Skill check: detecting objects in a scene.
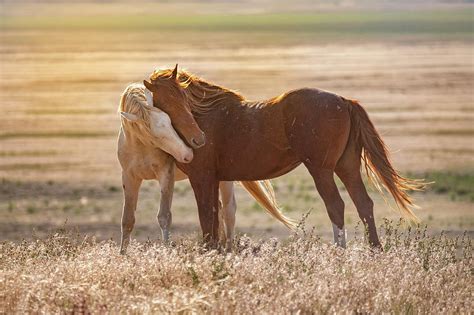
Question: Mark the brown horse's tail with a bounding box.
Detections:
[347,100,426,223]
[241,181,297,230]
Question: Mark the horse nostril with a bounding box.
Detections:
[182,153,193,163]
[191,138,203,148]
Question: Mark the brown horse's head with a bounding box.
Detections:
[143,64,205,149]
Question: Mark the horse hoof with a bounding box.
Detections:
[369,243,383,253]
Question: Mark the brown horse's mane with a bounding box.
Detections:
[150,69,246,114]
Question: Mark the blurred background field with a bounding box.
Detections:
[0,0,473,243]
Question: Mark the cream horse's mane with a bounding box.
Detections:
[119,83,166,148]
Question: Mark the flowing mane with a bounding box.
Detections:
[118,83,166,147]
[150,69,245,114]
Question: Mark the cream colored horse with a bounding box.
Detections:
[118,83,294,253]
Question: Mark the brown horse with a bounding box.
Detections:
[143,65,424,248]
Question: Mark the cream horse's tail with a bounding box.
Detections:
[241,181,296,230]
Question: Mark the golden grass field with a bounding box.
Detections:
[0,1,473,313]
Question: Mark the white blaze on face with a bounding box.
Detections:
[149,110,193,163]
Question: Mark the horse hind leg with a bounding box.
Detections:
[219,181,236,252]
[287,100,351,246]
[217,198,226,247]
[335,146,381,248]
[306,166,346,248]
[332,221,347,248]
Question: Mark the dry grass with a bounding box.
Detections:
[0,222,471,313]
[0,2,472,313]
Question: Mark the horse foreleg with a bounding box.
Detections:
[219,181,236,252]
[190,176,220,247]
[120,172,142,254]
[157,162,175,244]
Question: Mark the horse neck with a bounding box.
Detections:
[118,127,171,180]
[120,125,152,152]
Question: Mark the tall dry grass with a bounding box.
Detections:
[0,222,471,313]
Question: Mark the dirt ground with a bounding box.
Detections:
[0,2,473,244]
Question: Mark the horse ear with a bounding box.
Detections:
[171,63,178,80]
[120,112,140,122]
[143,80,155,91]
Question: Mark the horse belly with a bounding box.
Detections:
[216,145,300,181]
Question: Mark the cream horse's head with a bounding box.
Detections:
[120,85,193,163]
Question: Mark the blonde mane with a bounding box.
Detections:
[150,69,245,114]
[119,83,166,148]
